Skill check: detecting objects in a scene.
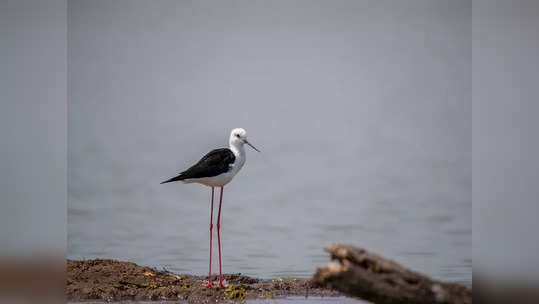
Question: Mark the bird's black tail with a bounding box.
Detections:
[160,173,186,184]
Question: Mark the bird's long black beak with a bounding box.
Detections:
[244,140,260,152]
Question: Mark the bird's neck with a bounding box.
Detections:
[229,142,245,158]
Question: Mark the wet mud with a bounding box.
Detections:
[67,259,342,303]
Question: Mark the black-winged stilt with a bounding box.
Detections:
[161,128,259,288]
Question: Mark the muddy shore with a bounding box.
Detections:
[67,259,342,303]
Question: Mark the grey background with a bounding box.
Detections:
[473,0,539,282]
[0,0,66,257]
[68,0,471,284]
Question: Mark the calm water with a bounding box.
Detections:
[68,0,471,287]
[68,129,471,285]
[69,296,370,304]
[247,297,370,304]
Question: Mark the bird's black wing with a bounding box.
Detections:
[160,148,235,184]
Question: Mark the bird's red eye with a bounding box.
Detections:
[236,134,240,138]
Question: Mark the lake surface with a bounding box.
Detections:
[68,297,370,304]
[247,296,370,304]
[67,127,471,285]
[68,0,471,287]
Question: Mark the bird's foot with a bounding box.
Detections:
[203,282,215,288]
[217,282,226,288]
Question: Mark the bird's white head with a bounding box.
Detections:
[229,128,260,152]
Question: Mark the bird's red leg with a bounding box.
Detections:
[217,186,225,288]
[203,187,215,288]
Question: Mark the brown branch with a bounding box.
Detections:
[312,244,471,304]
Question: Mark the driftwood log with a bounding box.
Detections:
[312,244,471,304]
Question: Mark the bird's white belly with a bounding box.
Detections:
[184,171,234,187]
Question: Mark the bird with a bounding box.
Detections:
[160,128,260,288]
